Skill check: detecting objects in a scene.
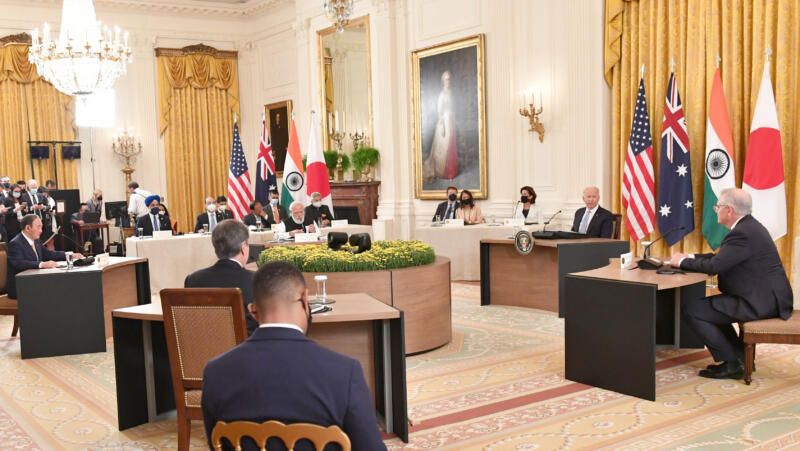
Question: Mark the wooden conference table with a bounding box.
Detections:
[111,292,409,442]
[564,260,708,400]
[16,256,150,359]
[480,237,630,316]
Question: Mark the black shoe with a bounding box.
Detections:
[707,360,755,372]
[699,360,744,379]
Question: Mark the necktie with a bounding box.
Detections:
[209,212,217,231]
[579,209,591,234]
[445,204,453,219]
[31,242,39,261]
[153,215,160,232]
[273,206,280,222]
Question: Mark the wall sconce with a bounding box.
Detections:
[519,92,545,142]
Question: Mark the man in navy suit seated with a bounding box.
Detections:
[571,186,613,238]
[202,261,385,451]
[6,214,83,299]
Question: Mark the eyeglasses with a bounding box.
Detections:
[713,204,730,212]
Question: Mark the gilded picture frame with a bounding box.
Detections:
[264,100,293,176]
[412,34,487,200]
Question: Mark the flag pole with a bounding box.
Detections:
[640,64,645,79]
[670,57,675,73]
[715,53,721,68]
[765,47,772,62]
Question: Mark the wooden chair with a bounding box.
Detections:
[742,311,800,385]
[211,420,351,451]
[0,243,19,337]
[160,288,248,451]
[610,213,622,240]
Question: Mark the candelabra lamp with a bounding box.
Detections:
[349,130,366,152]
[330,131,346,181]
[519,103,545,142]
[112,130,142,193]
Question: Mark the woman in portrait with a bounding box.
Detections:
[513,185,542,223]
[423,70,458,181]
[456,189,483,224]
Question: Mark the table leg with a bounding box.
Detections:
[381,319,393,434]
[142,320,157,422]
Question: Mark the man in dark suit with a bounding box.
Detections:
[265,190,287,225]
[201,261,386,450]
[571,186,613,238]
[670,188,793,379]
[283,201,317,235]
[216,196,235,220]
[21,179,50,234]
[6,214,82,299]
[195,196,225,233]
[185,220,258,335]
[135,195,171,237]
[432,185,460,222]
[304,192,333,227]
[243,200,271,229]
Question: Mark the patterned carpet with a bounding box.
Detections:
[1,283,800,450]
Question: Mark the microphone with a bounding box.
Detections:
[512,200,520,219]
[542,210,562,232]
[50,226,92,254]
[638,226,686,270]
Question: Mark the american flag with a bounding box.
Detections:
[657,72,694,245]
[226,122,253,220]
[622,77,655,242]
[254,117,277,205]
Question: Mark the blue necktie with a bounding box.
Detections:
[153,215,160,232]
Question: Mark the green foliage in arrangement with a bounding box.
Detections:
[351,147,380,172]
[257,240,436,272]
[323,150,351,172]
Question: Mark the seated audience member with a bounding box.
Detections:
[71,203,101,253]
[670,188,793,380]
[265,189,287,224]
[216,196,234,220]
[571,186,612,238]
[514,186,542,223]
[185,220,258,335]
[6,214,82,299]
[135,195,171,236]
[243,200,271,229]
[432,185,460,222]
[304,191,333,227]
[202,261,386,451]
[456,189,483,224]
[195,196,224,233]
[86,189,103,214]
[283,201,316,235]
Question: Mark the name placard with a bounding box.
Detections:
[153,230,173,240]
[330,219,349,227]
[295,233,319,243]
[504,218,524,227]
[444,219,465,227]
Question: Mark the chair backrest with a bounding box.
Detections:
[0,242,7,295]
[211,420,351,451]
[610,213,622,240]
[160,288,247,394]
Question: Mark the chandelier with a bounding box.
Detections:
[29,0,132,97]
[323,0,354,33]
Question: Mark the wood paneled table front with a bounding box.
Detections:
[111,292,409,442]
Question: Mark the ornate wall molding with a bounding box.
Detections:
[11,0,292,19]
[155,43,238,58]
[0,33,31,46]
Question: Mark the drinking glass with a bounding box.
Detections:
[137,227,144,238]
[255,217,262,231]
[65,251,74,270]
[202,224,209,234]
[314,275,329,304]
[434,215,441,225]
[489,214,496,225]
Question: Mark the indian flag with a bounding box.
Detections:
[743,60,786,241]
[280,118,307,208]
[702,68,736,249]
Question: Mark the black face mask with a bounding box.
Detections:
[461,199,472,206]
[97,196,103,201]
[150,207,160,216]
[2,183,10,189]
[448,193,457,202]
[521,195,530,203]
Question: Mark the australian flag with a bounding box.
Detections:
[255,117,277,205]
[657,72,694,245]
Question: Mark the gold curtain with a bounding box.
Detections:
[156,45,240,233]
[604,0,800,277]
[0,38,78,187]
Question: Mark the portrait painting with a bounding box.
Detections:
[265,100,293,175]
[412,34,487,199]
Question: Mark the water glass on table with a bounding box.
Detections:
[65,251,74,270]
[202,224,209,234]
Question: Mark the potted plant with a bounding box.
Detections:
[323,150,350,181]
[352,146,380,181]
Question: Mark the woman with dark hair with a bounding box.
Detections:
[456,189,483,224]
[3,186,27,242]
[513,186,542,223]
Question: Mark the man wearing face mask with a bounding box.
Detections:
[0,187,8,242]
[201,261,386,451]
[432,185,461,222]
[195,196,224,233]
[185,220,258,335]
[216,196,235,220]
[265,189,286,225]
[135,195,171,236]
[0,176,11,198]
[304,191,333,227]
[283,201,316,235]
[3,187,27,242]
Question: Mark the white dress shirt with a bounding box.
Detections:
[579,206,598,232]
[678,215,745,266]
[259,323,304,334]
[22,232,47,268]
[128,188,153,218]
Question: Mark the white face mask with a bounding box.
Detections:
[312,201,322,208]
[219,205,227,211]
[270,199,278,206]
[206,203,216,212]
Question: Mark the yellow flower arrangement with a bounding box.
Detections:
[257,240,436,272]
